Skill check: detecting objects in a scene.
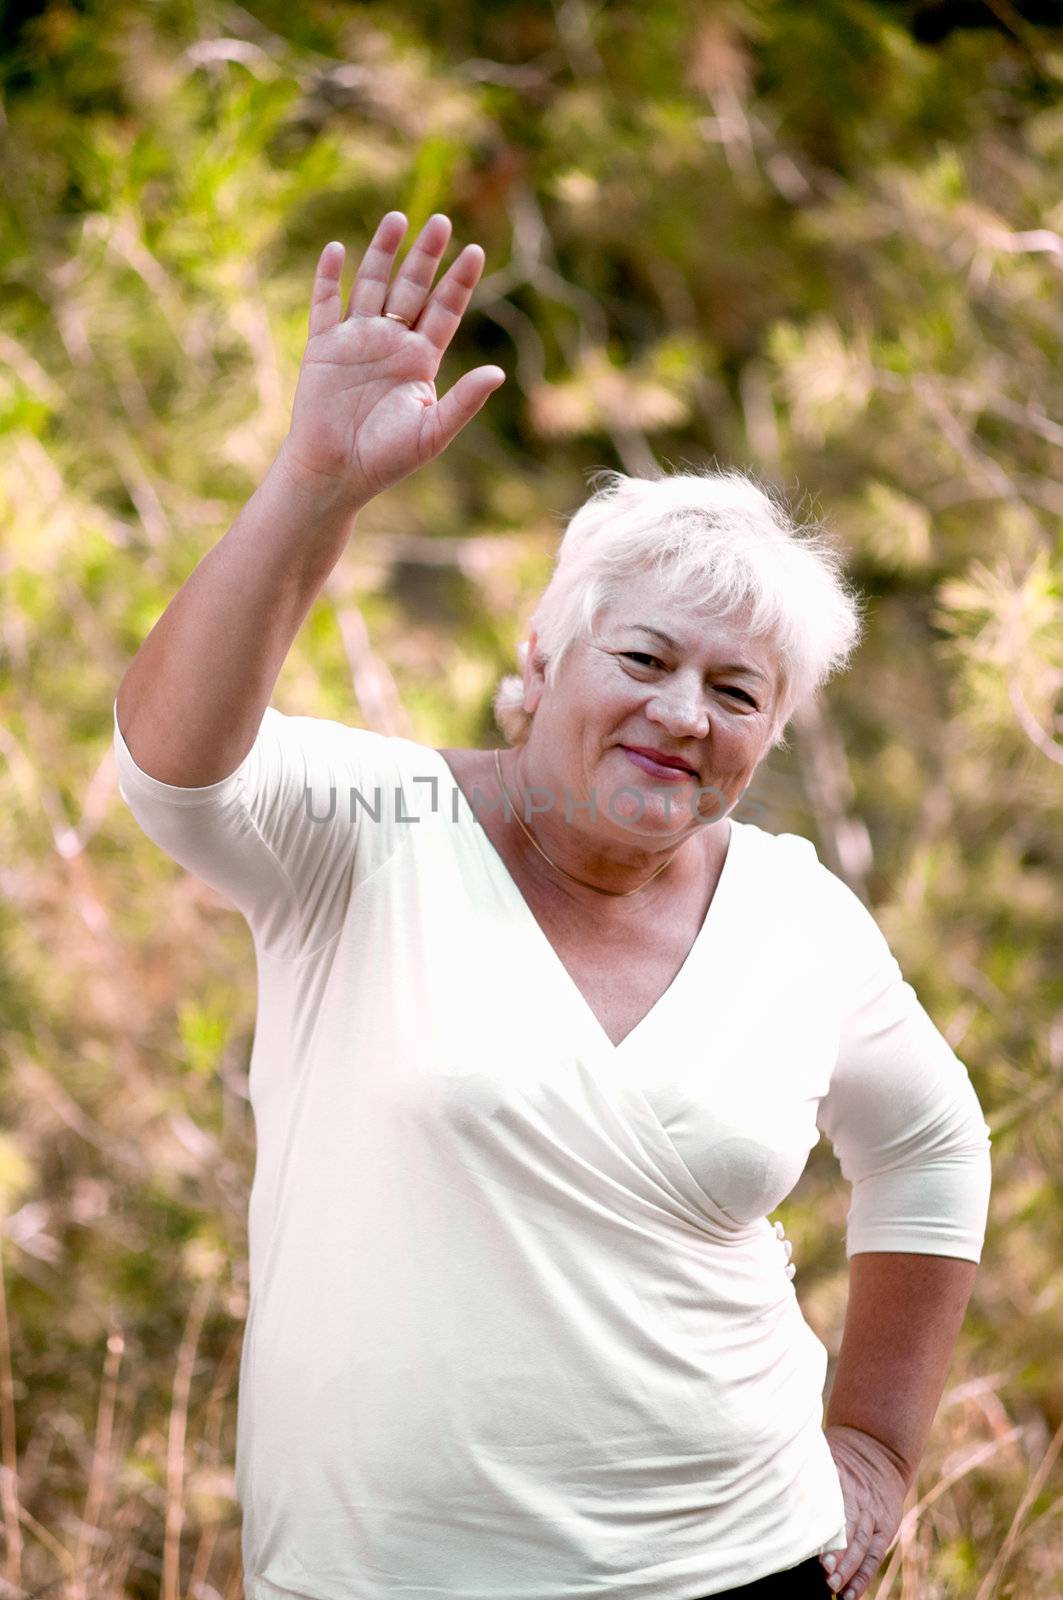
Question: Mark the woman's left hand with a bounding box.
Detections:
[817,1424,909,1599]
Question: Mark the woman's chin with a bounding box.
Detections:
[605,784,697,832]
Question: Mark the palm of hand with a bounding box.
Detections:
[291,320,441,495]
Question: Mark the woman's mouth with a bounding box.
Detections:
[622,747,697,782]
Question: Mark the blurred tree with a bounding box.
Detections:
[1,2,1061,1595]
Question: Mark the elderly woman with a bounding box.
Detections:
[113,212,992,1600]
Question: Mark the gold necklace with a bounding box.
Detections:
[492,747,685,898]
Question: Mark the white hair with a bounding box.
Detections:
[491,464,865,754]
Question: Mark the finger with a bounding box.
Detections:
[423,365,506,457]
[381,212,453,324]
[836,1547,887,1600]
[819,1553,843,1590]
[415,243,487,356]
[825,1505,874,1593]
[825,1542,884,1600]
[308,241,346,338]
[346,211,409,319]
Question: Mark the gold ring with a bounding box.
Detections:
[383,310,414,327]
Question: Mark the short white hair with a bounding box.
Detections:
[491,464,865,753]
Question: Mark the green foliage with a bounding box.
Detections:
[2,1,1061,1594]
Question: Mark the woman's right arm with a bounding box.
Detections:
[115,455,367,786]
[116,210,505,786]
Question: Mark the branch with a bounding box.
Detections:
[1006,674,1063,767]
[792,694,874,901]
[322,575,414,739]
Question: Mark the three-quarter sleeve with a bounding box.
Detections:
[112,696,404,962]
[813,861,992,1264]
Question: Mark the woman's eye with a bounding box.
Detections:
[621,656,757,707]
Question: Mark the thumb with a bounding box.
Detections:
[427,366,506,456]
[308,241,345,338]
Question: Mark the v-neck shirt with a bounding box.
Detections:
[440,749,740,1058]
[112,699,993,1600]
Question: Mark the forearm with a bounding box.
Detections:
[824,1250,979,1488]
[116,444,368,786]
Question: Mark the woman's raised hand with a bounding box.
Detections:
[279,211,505,506]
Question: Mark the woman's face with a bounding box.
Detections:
[519,569,779,851]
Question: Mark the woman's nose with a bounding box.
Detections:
[646,690,709,738]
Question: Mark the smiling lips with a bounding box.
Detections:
[621,745,699,780]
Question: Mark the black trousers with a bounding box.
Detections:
[694,1554,835,1597]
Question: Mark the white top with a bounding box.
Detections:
[112,697,993,1600]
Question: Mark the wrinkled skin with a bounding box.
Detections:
[817,1424,908,1599]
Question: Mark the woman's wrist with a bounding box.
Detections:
[824,1421,914,1491]
[272,437,374,522]
[226,442,370,595]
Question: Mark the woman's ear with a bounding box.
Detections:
[522,629,546,715]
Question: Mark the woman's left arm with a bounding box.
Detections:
[817,1249,980,1600]
[806,851,993,1599]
